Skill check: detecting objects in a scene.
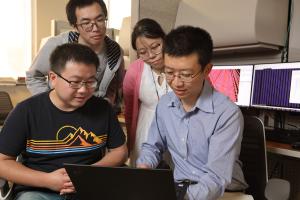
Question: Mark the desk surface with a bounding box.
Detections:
[266,140,300,158]
[0,85,31,107]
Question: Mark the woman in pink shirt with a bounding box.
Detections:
[123,18,171,166]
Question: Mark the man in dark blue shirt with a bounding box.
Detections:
[0,43,127,200]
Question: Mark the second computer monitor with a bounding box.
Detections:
[251,62,300,112]
[208,65,254,107]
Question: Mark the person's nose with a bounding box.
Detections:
[77,83,88,93]
[147,50,156,59]
[172,75,184,87]
[91,23,100,32]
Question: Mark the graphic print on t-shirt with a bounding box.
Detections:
[26,125,107,154]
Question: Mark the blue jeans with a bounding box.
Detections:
[14,191,67,200]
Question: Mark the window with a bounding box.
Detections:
[105,0,131,29]
[0,1,31,78]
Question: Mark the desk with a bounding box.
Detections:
[266,140,300,159]
[0,84,31,106]
[266,141,300,199]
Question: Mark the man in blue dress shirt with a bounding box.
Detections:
[137,26,250,200]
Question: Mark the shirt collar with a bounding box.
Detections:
[168,80,214,113]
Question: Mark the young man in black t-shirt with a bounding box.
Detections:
[0,43,128,200]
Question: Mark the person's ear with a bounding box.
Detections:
[203,63,212,76]
[48,71,57,85]
[73,24,79,32]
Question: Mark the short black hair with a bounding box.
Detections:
[66,0,107,27]
[131,18,165,50]
[50,43,99,73]
[164,26,213,71]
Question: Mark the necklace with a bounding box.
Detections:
[150,68,168,100]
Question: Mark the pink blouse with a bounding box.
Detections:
[123,59,144,152]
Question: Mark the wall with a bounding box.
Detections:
[130,0,180,61]
[289,0,300,62]
[32,0,69,57]
[139,0,180,33]
[131,0,284,64]
[132,0,300,64]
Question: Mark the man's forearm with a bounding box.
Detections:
[0,158,49,189]
[93,144,128,167]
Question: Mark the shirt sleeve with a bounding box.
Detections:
[136,105,167,168]
[0,103,28,157]
[25,36,62,95]
[187,106,244,200]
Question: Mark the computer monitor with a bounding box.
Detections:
[208,65,254,106]
[251,62,300,112]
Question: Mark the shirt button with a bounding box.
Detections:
[181,138,185,142]
[192,171,196,174]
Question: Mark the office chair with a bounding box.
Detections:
[0,91,13,125]
[0,179,13,200]
[240,115,290,200]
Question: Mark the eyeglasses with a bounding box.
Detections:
[77,18,107,32]
[54,72,98,89]
[165,70,202,82]
[137,43,162,60]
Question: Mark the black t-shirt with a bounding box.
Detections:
[0,91,125,192]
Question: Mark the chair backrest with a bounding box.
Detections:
[240,115,268,200]
[0,92,13,125]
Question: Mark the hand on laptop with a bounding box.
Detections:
[44,168,72,192]
[60,168,76,195]
[136,164,151,169]
[44,168,75,194]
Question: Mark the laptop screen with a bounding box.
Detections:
[64,163,177,200]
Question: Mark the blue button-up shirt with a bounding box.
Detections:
[137,80,248,200]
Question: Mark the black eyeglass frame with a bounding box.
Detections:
[76,18,107,32]
[53,72,98,89]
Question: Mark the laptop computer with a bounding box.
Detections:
[64,163,177,200]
